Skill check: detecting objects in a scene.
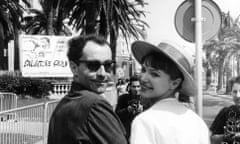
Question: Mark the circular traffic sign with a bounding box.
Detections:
[175,0,221,42]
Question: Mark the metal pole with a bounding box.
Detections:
[195,0,203,117]
[43,101,48,144]
[8,40,14,71]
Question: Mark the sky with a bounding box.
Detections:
[144,0,240,56]
[214,0,240,19]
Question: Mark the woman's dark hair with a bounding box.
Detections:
[142,52,184,80]
[178,93,190,103]
[142,52,184,90]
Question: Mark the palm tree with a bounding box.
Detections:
[203,40,219,89]
[22,0,71,35]
[203,12,240,91]
[0,0,29,70]
[23,0,148,62]
[56,0,148,60]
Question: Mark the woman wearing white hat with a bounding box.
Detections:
[130,41,210,144]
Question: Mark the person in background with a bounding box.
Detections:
[210,76,240,144]
[47,34,128,144]
[130,40,210,144]
[103,80,118,110]
[116,78,128,96]
[115,75,144,139]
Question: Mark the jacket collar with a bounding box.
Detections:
[66,82,92,98]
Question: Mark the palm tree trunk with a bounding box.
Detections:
[47,7,54,35]
[99,9,109,38]
[237,58,240,76]
[85,1,98,35]
[99,0,111,38]
[110,30,118,74]
[217,59,224,90]
[225,70,231,94]
[14,30,20,70]
[55,10,63,35]
[0,23,5,70]
[206,68,211,90]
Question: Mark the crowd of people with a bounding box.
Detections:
[47,34,240,144]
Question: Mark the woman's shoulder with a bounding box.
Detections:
[133,108,164,125]
[133,109,152,120]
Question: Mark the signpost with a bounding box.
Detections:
[175,0,221,116]
[195,0,203,117]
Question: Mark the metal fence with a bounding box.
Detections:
[0,100,59,144]
[0,92,18,111]
[0,84,118,144]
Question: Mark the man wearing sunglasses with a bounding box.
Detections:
[47,34,128,144]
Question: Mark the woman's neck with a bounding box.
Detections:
[144,93,176,107]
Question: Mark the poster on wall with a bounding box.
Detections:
[19,35,73,77]
[115,58,131,80]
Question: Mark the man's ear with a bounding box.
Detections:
[69,61,78,75]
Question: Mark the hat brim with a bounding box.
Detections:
[131,41,197,96]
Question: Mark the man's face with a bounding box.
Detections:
[232,83,240,105]
[70,41,113,94]
[130,81,141,96]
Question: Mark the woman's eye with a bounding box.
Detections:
[150,72,160,77]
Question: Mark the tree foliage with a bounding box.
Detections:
[22,0,72,35]
[203,12,240,90]
[32,0,149,61]
[0,0,29,70]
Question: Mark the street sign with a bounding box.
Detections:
[175,0,221,42]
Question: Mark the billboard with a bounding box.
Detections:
[19,35,73,77]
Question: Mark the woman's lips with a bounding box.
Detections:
[141,83,153,91]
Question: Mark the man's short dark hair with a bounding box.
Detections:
[231,76,240,90]
[129,75,140,85]
[126,75,140,91]
[67,34,111,63]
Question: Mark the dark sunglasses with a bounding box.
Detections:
[78,60,115,72]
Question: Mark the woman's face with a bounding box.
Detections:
[139,65,175,99]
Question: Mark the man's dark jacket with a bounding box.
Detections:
[47,82,128,144]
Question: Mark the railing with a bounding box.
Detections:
[0,83,118,144]
[50,82,71,99]
[0,92,18,111]
[0,71,22,77]
[0,100,59,144]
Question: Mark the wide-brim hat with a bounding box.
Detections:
[131,40,197,96]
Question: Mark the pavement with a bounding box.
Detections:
[202,88,234,127]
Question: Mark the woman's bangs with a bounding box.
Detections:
[143,54,163,69]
